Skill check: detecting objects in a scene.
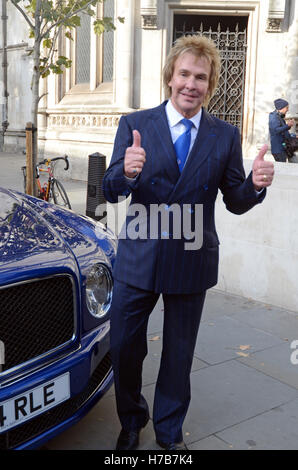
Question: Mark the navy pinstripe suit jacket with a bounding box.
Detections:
[103,101,265,294]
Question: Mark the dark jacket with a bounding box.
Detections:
[103,102,265,294]
[269,110,291,154]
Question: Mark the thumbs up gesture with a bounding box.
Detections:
[252,144,274,191]
[124,130,146,178]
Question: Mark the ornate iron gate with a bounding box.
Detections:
[174,21,247,133]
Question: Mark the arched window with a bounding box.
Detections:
[102,0,114,83]
[76,12,91,84]
[59,0,115,99]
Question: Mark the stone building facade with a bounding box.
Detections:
[1,0,297,179]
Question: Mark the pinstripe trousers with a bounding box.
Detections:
[110,279,206,444]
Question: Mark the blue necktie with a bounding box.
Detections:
[174,118,193,173]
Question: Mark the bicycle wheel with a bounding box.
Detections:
[51,179,72,209]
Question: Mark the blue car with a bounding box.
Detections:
[0,187,116,449]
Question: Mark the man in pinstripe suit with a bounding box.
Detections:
[103,35,274,450]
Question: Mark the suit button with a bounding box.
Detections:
[151,180,155,185]
[204,184,208,191]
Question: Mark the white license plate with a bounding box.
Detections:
[0,372,70,433]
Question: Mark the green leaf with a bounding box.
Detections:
[103,17,116,29]
[69,15,81,27]
[65,31,73,41]
[93,17,116,35]
[56,55,72,67]
[93,20,105,35]
[43,38,52,49]
[50,64,63,74]
[25,0,36,14]
[41,69,51,78]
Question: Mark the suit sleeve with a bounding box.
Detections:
[103,116,140,203]
[219,126,266,215]
[269,112,291,137]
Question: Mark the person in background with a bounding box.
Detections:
[269,98,295,162]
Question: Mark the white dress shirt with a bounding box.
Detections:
[166,99,202,161]
[125,100,202,181]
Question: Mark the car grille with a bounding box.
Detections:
[0,353,112,449]
[0,275,75,373]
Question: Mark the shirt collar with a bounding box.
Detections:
[166,99,202,130]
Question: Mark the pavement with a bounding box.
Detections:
[1,151,298,450]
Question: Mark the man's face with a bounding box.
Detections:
[168,52,211,118]
[279,105,289,114]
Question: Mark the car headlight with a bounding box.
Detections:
[86,264,113,318]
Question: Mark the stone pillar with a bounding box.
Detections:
[139,0,161,109]
[140,0,157,29]
[114,0,135,108]
[266,0,286,32]
[90,15,98,91]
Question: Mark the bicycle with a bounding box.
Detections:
[21,155,72,210]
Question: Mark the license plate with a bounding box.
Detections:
[0,372,70,433]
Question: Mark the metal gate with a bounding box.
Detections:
[174,21,247,133]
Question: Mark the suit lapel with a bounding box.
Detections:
[147,104,218,196]
[170,109,218,196]
[189,109,217,168]
[149,103,180,184]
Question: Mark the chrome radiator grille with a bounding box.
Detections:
[0,276,75,373]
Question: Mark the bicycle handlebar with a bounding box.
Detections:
[38,155,69,171]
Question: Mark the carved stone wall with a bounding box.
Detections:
[48,113,121,130]
[140,0,157,29]
[266,0,286,32]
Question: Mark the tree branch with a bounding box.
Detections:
[37,92,48,105]
[10,0,34,30]
[40,0,99,40]
[40,24,63,76]
[34,0,42,42]
[40,0,64,37]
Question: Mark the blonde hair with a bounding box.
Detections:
[163,35,221,107]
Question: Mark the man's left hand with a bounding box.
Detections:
[252,144,274,191]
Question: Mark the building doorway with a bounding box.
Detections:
[173,15,248,135]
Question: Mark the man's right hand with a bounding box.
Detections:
[124,130,146,178]
[286,119,295,128]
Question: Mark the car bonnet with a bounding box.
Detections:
[0,187,78,283]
